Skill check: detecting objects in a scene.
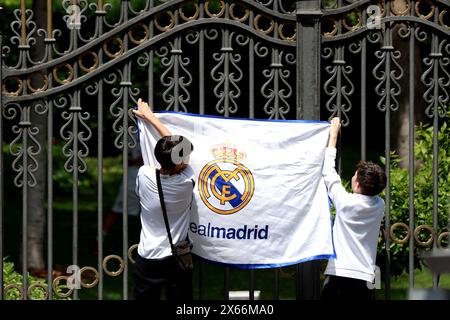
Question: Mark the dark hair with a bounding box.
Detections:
[154,135,193,170]
[356,161,387,196]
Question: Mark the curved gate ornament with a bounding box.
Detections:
[1,0,449,300]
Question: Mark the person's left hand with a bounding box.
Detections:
[133,98,155,121]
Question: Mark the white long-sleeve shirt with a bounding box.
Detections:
[323,147,384,282]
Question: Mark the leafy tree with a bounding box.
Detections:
[377,109,450,277]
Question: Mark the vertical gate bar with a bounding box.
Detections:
[71,0,78,49]
[295,264,299,299]
[0,31,3,301]
[222,2,230,295]
[46,2,55,296]
[46,0,52,36]
[174,36,180,112]
[96,0,105,300]
[148,48,154,106]
[71,0,79,297]
[431,31,439,290]
[47,99,54,300]
[248,8,254,119]
[73,96,79,300]
[273,0,280,119]
[448,196,450,239]
[223,29,230,118]
[248,0,256,289]
[21,105,34,301]
[198,0,206,299]
[148,50,154,106]
[148,0,154,106]
[296,260,321,300]
[408,12,415,290]
[19,0,29,300]
[172,5,182,112]
[122,1,130,299]
[273,49,280,120]
[296,0,321,120]
[224,266,229,300]
[431,117,438,289]
[22,121,29,300]
[22,124,29,300]
[199,0,205,115]
[225,0,230,115]
[384,106,391,300]
[335,3,343,122]
[337,47,343,118]
[249,270,254,300]
[98,78,104,300]
[273,268,279,300]
[361,47,366,160]
[199,257,205,300]
[20,0,26,46]
[122,65,130,300]
[360,9,367,161]
[122,82,129,300]
[122,105,128,300]
[199,29,205,115]
[295,0,322,300]
[383,2,392,299]
[173,8,180,112]
[335,0,343,175]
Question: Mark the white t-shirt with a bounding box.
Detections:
[136,165,195,259]
[322,147,384,282]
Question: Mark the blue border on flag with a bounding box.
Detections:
[154,110,329,124]
[194,253,337,270]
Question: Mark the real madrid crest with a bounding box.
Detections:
[198,142,255,215]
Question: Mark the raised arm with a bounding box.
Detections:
[323,117,349,210]
[133,98,172,137]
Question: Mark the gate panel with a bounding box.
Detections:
[1,0,449,300]
[321,0,449,299]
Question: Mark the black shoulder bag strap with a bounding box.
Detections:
[155,169,177,257]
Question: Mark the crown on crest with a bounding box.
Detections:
[210,142,246,161]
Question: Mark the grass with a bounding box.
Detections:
[380,268,450,300]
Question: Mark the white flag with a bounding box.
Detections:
[138,112,335,268]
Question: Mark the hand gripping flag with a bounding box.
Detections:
[137,112,335,268]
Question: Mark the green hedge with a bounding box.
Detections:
[3,257,70,300]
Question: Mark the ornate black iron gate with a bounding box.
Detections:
[0,0,449,300]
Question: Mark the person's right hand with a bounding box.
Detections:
[327,117,341,148]
[329,117,341,138]
[133,98,155,122]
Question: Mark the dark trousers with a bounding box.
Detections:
[133,254,193,301]
[321,275,375,301]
